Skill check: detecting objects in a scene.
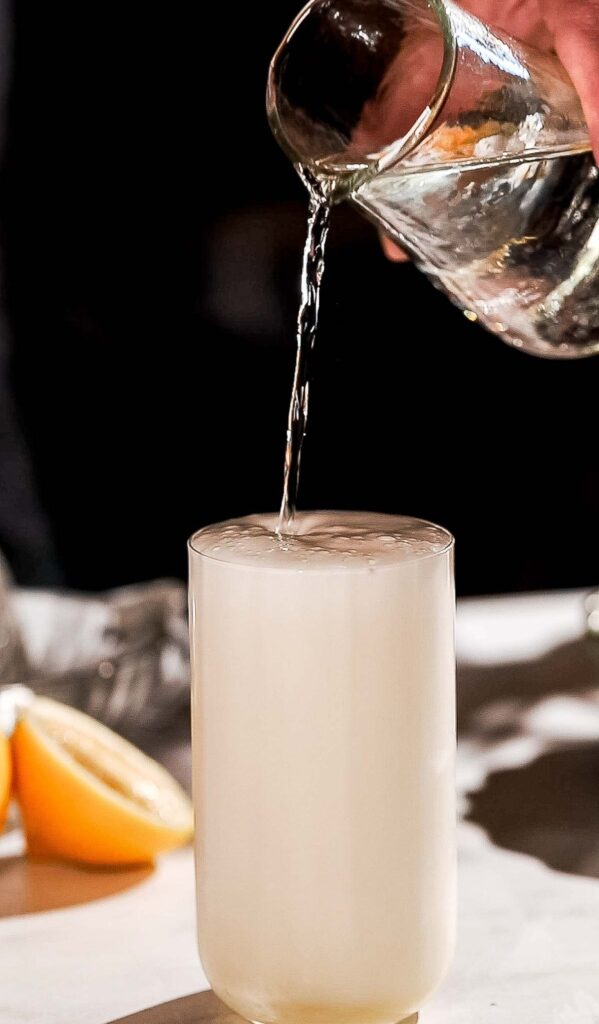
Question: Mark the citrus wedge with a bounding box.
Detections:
[12,695,193,866]
[0,731,11,833]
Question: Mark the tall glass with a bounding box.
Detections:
[189,512,456,1024]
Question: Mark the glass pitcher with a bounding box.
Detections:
[268,0,599,358]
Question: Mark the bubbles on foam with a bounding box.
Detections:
[191,512,452,571]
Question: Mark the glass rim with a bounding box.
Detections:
[266,0,458,177]
[188,511,455,574]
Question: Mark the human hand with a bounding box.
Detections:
[383,0,599,260]
[460,0,599,158]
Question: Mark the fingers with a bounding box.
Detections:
[548,0,599,162]
[379,233,409,262]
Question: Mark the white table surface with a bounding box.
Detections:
[1,590,598,1024]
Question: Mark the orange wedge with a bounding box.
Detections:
[12,695,193,866]
[0,731,11,833]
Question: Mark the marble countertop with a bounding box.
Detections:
[1,589,598,1024]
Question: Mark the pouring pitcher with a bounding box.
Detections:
[268,0,599,358]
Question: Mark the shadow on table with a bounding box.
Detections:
[459,637,599,880]
[109,990,418,1024]
[469,744,599,878]
[0,854,152,917]
[458,637,599,728]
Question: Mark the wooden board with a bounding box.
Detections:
[110,990,246,1024]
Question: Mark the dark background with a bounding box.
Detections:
[1,1,598,596]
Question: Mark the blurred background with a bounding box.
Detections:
[1,0,598,597]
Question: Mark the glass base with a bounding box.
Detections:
[250,1016,419,1024]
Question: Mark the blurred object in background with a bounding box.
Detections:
[5,579,189,736]
[0,552,30,684]
[586,590,599,639]
[0,380,62,586]
[0,0,61,587]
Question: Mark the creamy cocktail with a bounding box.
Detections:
[189,511,455,1024]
